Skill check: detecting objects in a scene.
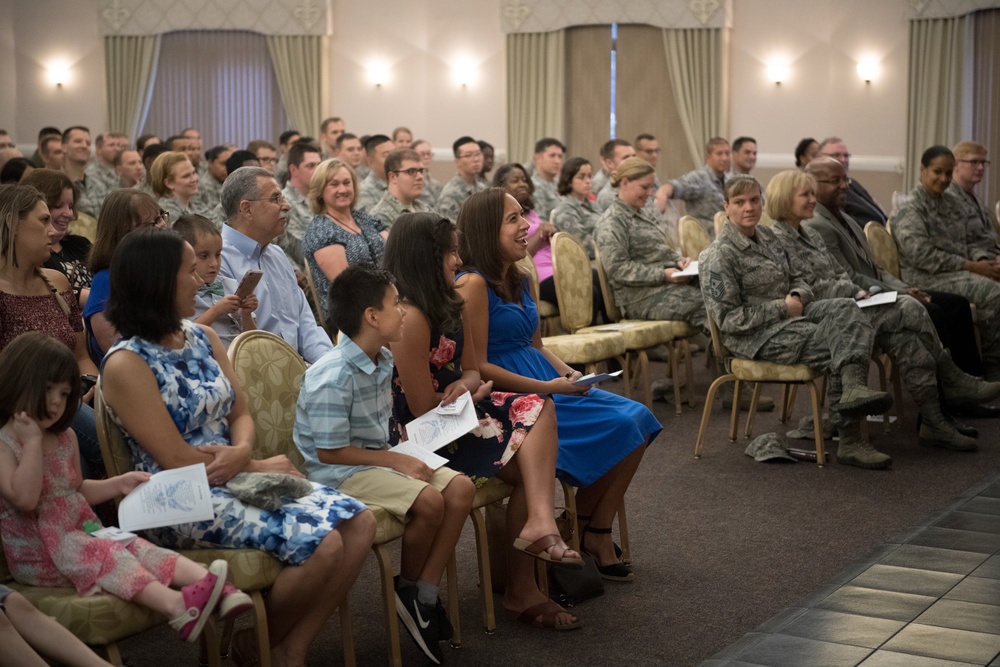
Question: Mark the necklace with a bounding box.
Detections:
[326,210,360,233]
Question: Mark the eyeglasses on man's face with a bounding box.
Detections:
[392,168,429,178]
[958,159,990,167]
[815,177,852,186]
[247,192,287,205]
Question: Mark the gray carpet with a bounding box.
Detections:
[115,356,1000,666]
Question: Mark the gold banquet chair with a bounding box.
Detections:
[695,316,828,467]
[713,211,727,239]
[679,215,712,259]
[516,256,561,336]
[593,244,697,414]
[550,232,671,409]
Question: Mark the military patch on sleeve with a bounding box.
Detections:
[707,270,727,302]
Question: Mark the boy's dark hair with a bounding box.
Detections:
[0,332,81,433]
[173,214,220,247]
[327,265,395,338]
[384,149,421,176]
[106,227,186,341]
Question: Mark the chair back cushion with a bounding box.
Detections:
[679,215,712,259]
[550,232,594,333]
[95,381,137,483]
[228,330,308,471]
[865,221,901,280]
[592,243,624,322]
[706,312,732,370]
[713,211,727,238]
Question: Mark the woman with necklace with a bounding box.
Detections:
[302,158,388,325]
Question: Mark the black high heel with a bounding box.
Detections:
[581,526,633,582]
[577,515,625,562]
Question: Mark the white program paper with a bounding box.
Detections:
[573,370,623,388]
[673,260,699,277]
[387,441,450,470]
[118,463,214,532]
[402,392,479,452]
[857,291,897,308]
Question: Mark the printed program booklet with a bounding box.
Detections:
[117,463,214,532]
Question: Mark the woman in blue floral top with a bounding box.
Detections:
[101,228,375,667]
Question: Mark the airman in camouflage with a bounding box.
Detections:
[700,176,895,469]
[771,218,998,450]
[355,171,388,213]
[593,197,705,329]
[948,181,1000,261]
[436,174,488,221]
[552,194,601,259]
[890,184,1000,374]
[368,191,434,229]
[277,181,312,270]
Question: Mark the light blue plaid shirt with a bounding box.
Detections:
[294,335,394,488]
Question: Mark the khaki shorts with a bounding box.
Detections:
[338,467,461,523]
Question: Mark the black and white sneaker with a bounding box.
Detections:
[395,584,443,664]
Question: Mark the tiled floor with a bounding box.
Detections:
[703,475,1000,666]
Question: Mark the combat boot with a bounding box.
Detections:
[836,434,893,470]
[918,406,979,452]
[834,364,893,417]
[938,362,1000,406]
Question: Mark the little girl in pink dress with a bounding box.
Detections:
[0,332,252,643]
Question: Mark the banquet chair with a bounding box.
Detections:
[516,256,560,336]
[679,215,712,259]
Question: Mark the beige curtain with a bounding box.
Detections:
[661,28,726,168]
[972,9,1000,208]
[506,31,565,165]
[905,17,967,189]
[618,25,696,180]
[104,35,161,138]
[564,26,611,169]
[266,35,329,137]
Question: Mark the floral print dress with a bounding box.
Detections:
[0,430,178,600]
[106,320,368,566]
[389,323,546,487]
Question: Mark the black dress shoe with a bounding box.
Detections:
[949,403,1000,419]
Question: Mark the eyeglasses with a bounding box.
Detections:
[958,159,990,167]
[246,192,287,205]
[392,168,429,178]
[139,210,169,227]
[258,156,278,165]
[822,152,851,159]
[815,177,852,186]
[459,151,483,160]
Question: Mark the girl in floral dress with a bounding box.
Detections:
[383,212,584,631]
[0,333,253,644]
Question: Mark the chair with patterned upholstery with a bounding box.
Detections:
[303,261,336,337]
[593,243,697,415]
[551,232,671,408]
[516,255,561,336]
[713,211,727,238]
[68,211,97,242]
[695,315,828,467]
[864,221,902,281]
[679,215,712,259]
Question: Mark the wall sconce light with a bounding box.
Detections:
[367,61,389,88]
[856,59,880,83]
[451,61,477,88]
[766,62,789,85]
[47,61,70,87]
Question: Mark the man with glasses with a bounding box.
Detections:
[356,135,394,213]
[247,140,279,175]
[219,167,333,363]
[436,136,487,221]
[817,136,887,225]
[950,141,999,263]
[368,149,436,228]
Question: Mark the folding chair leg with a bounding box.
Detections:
[251,590,271,667]
[669,342,683,415]
[778,385,791,423]
[695,374,735,458]
[469,507,497,634]
[374,543,403,667]
[808,380,827,468]
[729,379,742,441]
[447,553,461,648]
[744,382,764,439]
[340,597,356,667]
[684,340,696,408]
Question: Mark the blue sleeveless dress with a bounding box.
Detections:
[469,274,662,487]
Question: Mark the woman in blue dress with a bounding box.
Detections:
[456,188,662,581]
[100,228,375,667]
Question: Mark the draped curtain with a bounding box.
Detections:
[661,28,726,168]
[564,26,610,169]
[506,31,566,165]
[266,35,329,138]
[104,35,161,138]
[905,16,967,189]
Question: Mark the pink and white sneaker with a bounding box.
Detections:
[217,581,254,621]
[169,560,228,642]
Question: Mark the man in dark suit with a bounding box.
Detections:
[817,137,887,225]
[803,157,998,418]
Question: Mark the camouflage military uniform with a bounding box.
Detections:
[81,161,118,217]
[667,165,725,235]
[436,175,488,221]
[594,198,705,328]
[417,175,442,209]
[591,168,610,197]
[367,192,434,229]
[356,172,388,213]
[947,182,1000,261]
[891,185,1000,368]
[771,220,959,412]
[699,222,879,432]
[531,173,561,221]
[198,171,224,212]
[275,182,312,270]
[552,194,600,259]
[158,195,209,227]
